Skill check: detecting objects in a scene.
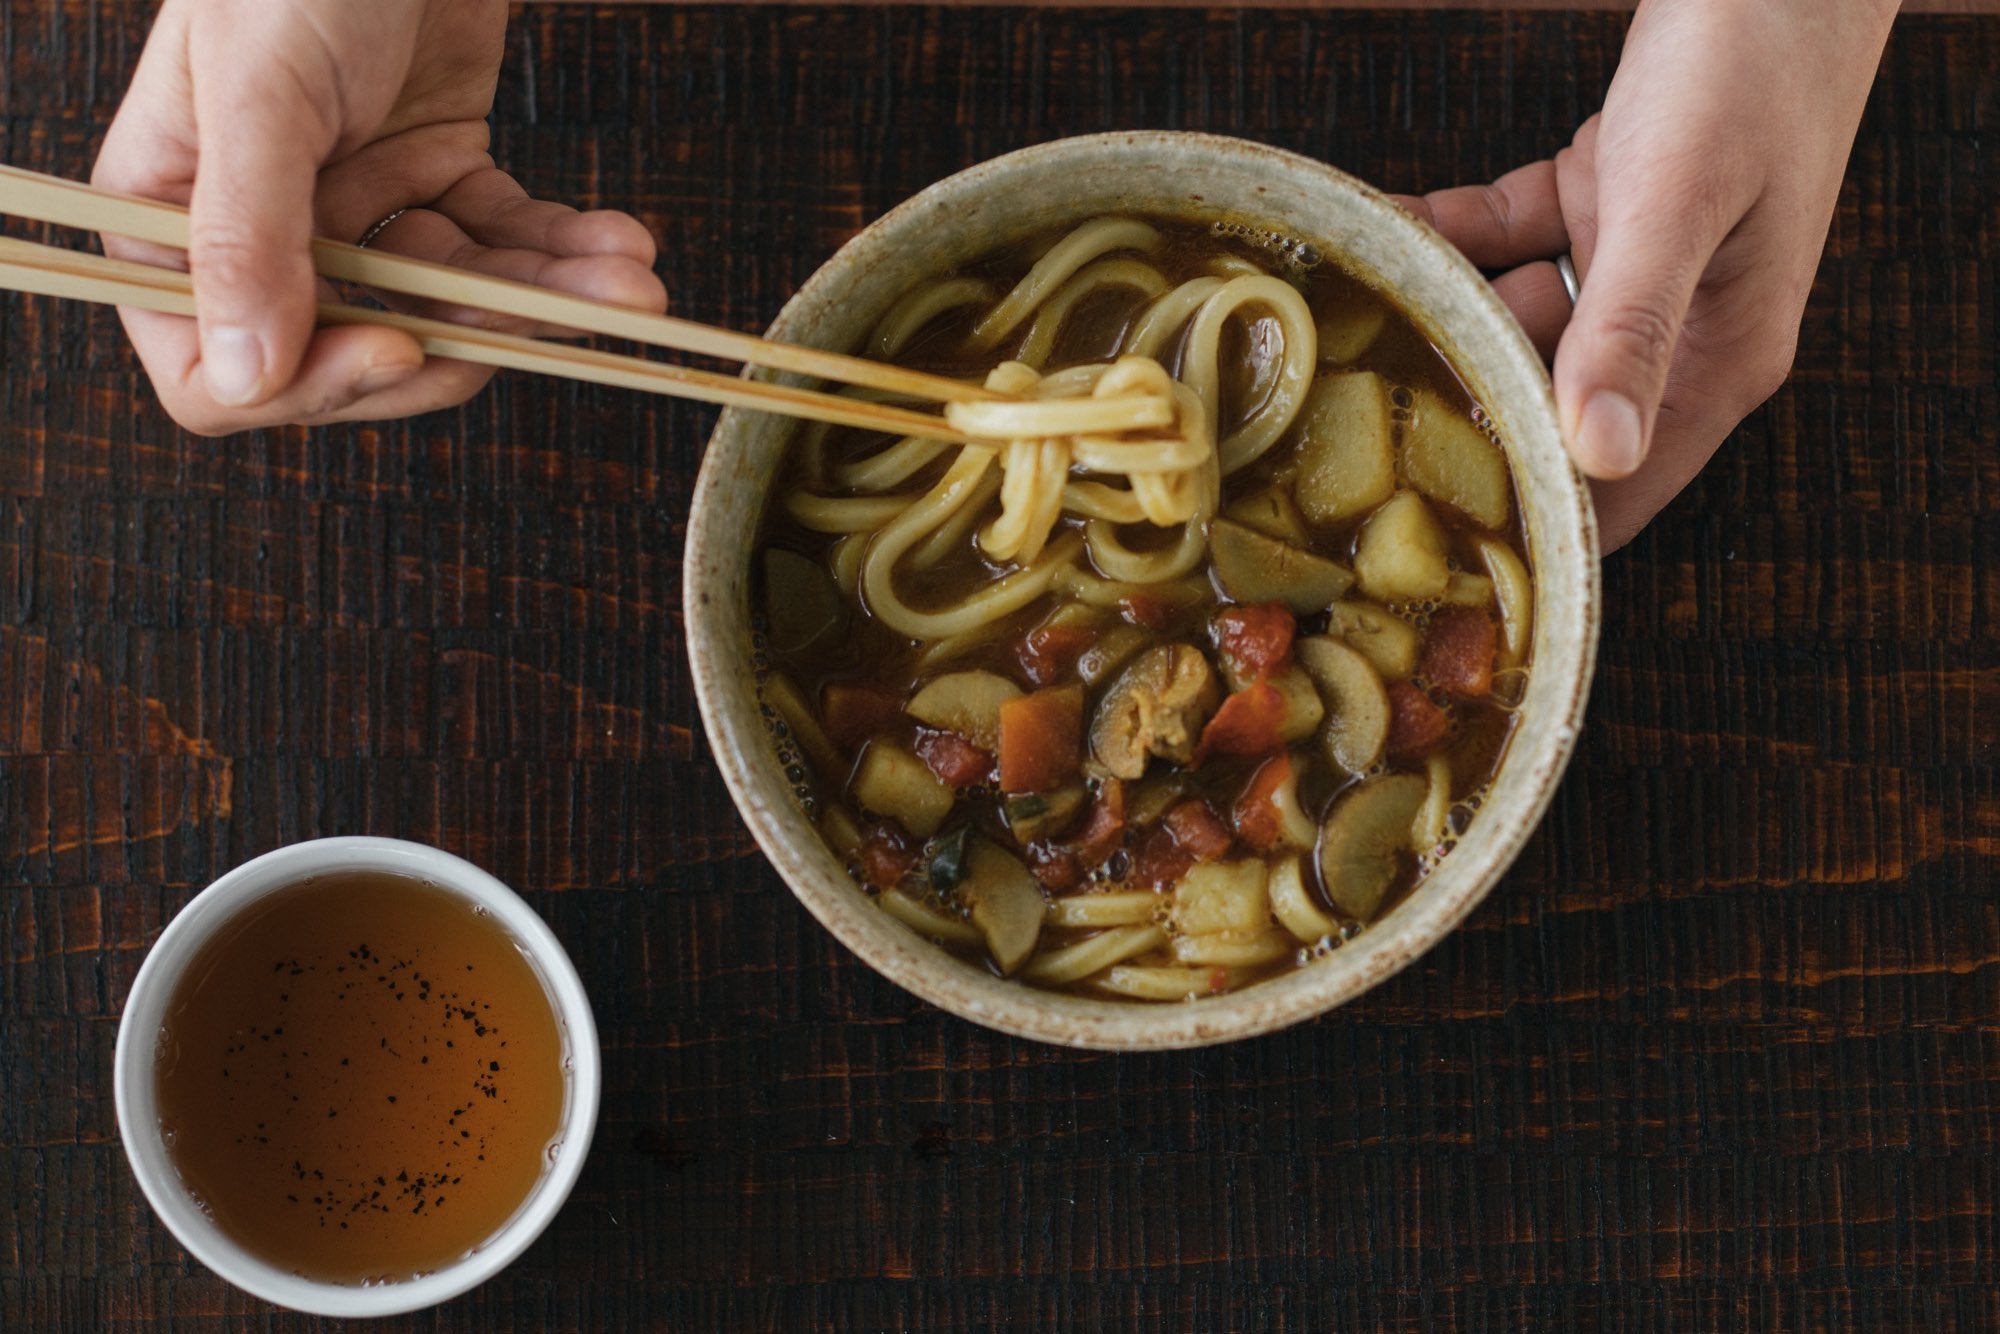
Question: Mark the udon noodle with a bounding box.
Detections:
[781,217,1318,641]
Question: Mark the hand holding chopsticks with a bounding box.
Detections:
[0,164,1024,441]
[87,0,675,431]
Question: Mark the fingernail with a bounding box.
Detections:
[202,325,266,407]
[354,357,420,396]
[1578,390,1643,477]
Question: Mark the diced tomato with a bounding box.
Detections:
[1194,680,1288,764]
[915,729,993,788]
[1212,602,1296,681]
[1067,779,1127,868]
[1232,753,1293,854]
[1017,623,1097,687]
[1205,967,1231,996]
[1026,842,1084,892]
[856,824,917,890]
[1131,822,1194,889]
[1420,606,1498,699]
[1164,798,1233,862]
[1385,680,1452,761]
[997,684,1084,793]
[821,681,904,751]
[1121,593,1172,630]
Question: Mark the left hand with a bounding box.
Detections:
[92,0,667,435]
[1398,0,1899,552]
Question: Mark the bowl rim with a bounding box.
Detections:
[111,836,602,1316]
[685,130,1599,1049]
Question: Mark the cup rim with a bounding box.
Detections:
[112,837,602,1318]
[686,130,1600,1049]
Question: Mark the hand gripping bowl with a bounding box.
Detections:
[686,132,1599,1049]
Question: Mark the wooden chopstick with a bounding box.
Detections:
[0,234,972,440]
[0,162,1002,406]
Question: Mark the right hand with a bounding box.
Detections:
[1397,0,1898,552]
[92,0,667,435]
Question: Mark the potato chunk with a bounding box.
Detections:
[759,670,843,780]
[1327,600,1420,680]
[1401,389,1511,530]
[1266,665,1326,743]
[1316,301,1388,366]
[906,670,1022,750]
[1268,854,1338,944]
[1172,860,1272,935]
[1353,490,1450,602]
[1293,371,1396,523]
[1411,754,1453,852]
[851,742,955,838]
[1478,536,1534,668]
[1442,571,1494,607]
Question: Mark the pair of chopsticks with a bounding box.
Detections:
[0,163,1007,439]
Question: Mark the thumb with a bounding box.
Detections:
[1553,196,1727,481]
[183,16,344,408]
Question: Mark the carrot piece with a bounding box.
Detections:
[1026,842,1085,891]
[915,730,993,788]
[997,684,1085,793]
[1067,779,1127,868]
[1420,606,1497,699]
[1212,602,1296,681]
[1121,593,1173,630]
[821,681,905,751]
[1385,680,1451,761]
[1194,680,1288,763]
[1164,798,1233,862]
[1131,823,1194,889]
[857,824,917,890]
[1232,753,1294,854]
[1017,623,1097,687]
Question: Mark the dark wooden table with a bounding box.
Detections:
[4,5,1998,1329]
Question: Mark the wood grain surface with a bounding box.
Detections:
[3,5,1998,1330]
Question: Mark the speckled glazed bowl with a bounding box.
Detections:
[686,132,1599,1049]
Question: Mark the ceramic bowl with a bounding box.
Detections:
[686,131,1599,1049]
[114,837,601,1316]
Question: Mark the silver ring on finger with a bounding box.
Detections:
[1555,252,1581,306]
[355,208,409,250]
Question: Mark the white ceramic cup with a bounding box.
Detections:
[113,837,601,1318]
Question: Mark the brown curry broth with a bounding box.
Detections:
[153,872,566,1282]
[759,217,1530,985]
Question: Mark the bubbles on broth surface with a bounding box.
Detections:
[1207,220,1321,280]
[1414,839,1457,877]
[1467,403,1508,451]
[1386,600,1437,634]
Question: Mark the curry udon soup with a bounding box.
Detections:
[753,216,1534,1002]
